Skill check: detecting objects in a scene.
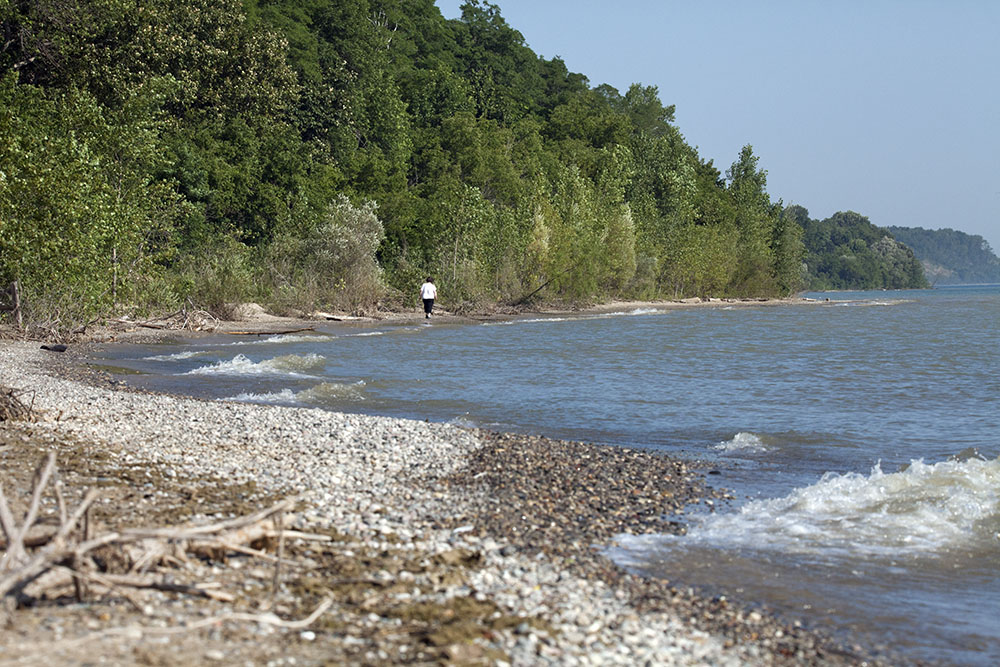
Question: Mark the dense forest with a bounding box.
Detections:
[3,0,933,328]
[787,206,927,290]
[0,0,811,327]
[887,227,1000,285]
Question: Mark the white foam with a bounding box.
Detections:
[482,317,574,327]
[712,432,769,453]
[225,388,300,404]
[484,309,661,327]
[143,350,207,361]
[299,381,366,402]
[520,317,574,324]
[831,299,911,307]
[186,353,327,377]
[225,380,365,406]
[247,333,333,345]
[345,331,384,337]
[447,414,479,429]
[674,456,1000,557]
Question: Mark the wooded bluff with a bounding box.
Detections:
[887,226,1000,285]
[0,0,926,327]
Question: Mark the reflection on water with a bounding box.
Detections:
[91,286,1000,665]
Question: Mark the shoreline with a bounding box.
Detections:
[1,295,823,345]
[0,319,888,665]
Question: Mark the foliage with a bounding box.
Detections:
[0,73,187,323]
[265,196,385,313]
[2,0,825,330]
[792,207,928,290]
[886,226,1000,285]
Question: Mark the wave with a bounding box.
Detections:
[447,414,480,429]
[484,308,663,327]
[711,432,769,453]
[299,381,366,402]
[225,380,366,405]
[344,331,385,337]
[482,316,573,327]
[142,350,208,362]
[245,333,334,345]
[831,299,913,307]
[186,353,327,377]
[668,455,1000,558]
[597,308,663,317]
[225,388,299,404]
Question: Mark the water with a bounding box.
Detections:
[91,285,1000,665]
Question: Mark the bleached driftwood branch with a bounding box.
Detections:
[1,455,327,609]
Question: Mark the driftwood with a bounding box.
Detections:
[29,597,334,652]
[510,265,574,307]
[109,301,221,333]
[0,385,35,422]
[0,455,330,615]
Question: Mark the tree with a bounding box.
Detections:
[795,209,928,290]
[726,145,778,295]
[887,226,1000,284]
[0,75,187,321]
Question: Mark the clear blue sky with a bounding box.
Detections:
[436,0,1000,252]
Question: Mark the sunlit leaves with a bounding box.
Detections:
[1,0,811,328]
[0,75,186,321]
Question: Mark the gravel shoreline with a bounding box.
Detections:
[0,339,889,666]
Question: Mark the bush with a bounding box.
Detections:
[263,196,385,314]
[168,235,261,315]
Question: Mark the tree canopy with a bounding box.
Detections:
[791,206,927,290]
[887,226,1000,285]
[1,0,826,326]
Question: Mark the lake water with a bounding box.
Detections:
[92,285,1000,665]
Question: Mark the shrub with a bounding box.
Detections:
[263,196,385,314]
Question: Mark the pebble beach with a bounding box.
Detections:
[0,335,885,666]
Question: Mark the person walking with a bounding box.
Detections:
[420,277,437,318]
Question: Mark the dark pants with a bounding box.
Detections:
[423,298,434,316]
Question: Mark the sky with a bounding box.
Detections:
[436,0,1000,252]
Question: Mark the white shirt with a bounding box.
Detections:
[420,282,437,299]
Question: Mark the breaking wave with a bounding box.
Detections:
[711,432,769,453]
[675,455,999,558]
[225,381,366,405]
[143,350,208,362]
[245,333,334,345]
[830,299,913,307]
[186,353,327,377]
[485,308,663,327]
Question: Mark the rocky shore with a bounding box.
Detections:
[0,337,886,666]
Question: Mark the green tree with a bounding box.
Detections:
[726,144,779,295]
[796,209,928,290]
[887,226,1000,284]
[0,75,187,322]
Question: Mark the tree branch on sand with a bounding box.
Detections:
[0,454,331,630]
